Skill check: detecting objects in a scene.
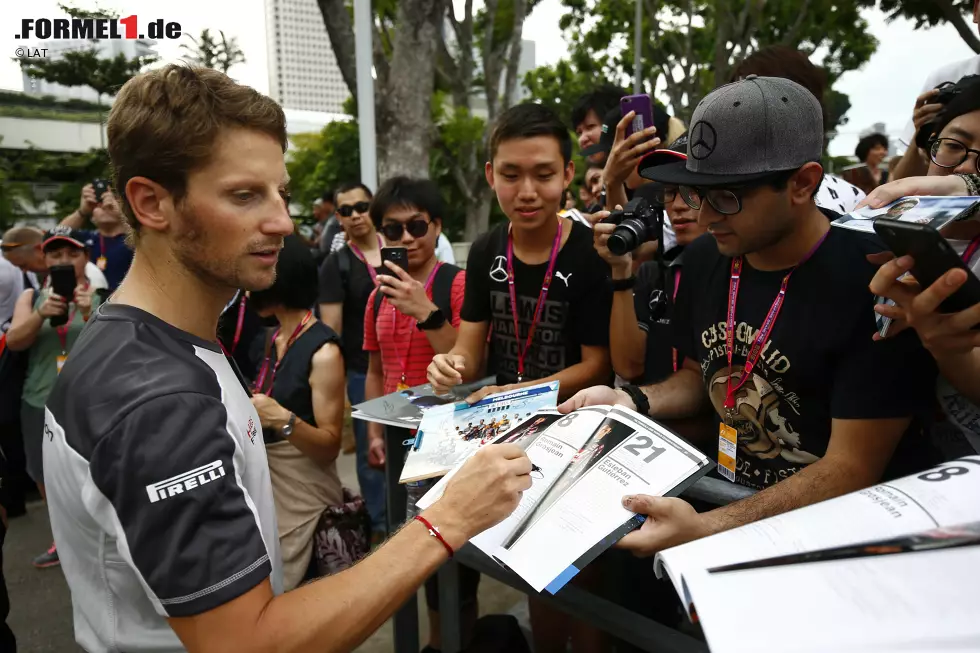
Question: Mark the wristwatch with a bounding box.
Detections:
[417,308,447,331]
[281,412,296,438]
[610,276,637,292]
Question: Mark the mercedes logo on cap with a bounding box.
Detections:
[689,120,718,161]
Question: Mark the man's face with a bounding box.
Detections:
[170,128,293,292]
[585,167,603,200]
[380,205,440,272]
[486,136,574,231]
[3,242,45,273]
[336,188,373,240]
[695,183,795,258]
[44,244,88,282]
[665,186,706,247]
[927,111,980,176]
[93,190,123,230]
[576,109,606,165]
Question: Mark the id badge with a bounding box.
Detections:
[96,256,107,270]
[56,354,67,375]
[717,423,738,482]
[396,381,410,392]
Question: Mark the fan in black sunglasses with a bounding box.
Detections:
[337,201,371,217]
[379,214,432,242]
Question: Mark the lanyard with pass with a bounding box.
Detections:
[507,218,563,383]
[97,234,108,271]
[392,262,442,390]
[962,234,980,263]
[348,235,384,286]
[671,267,682,373]
[717,230,829,482]
[55,305,78,375]
[255,310,313,394]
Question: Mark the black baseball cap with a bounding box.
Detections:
[643,76,824,187]
[42,226,92,251]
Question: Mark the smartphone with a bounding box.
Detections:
[380,247,409,281]
[48,264,77,328]
[93,178,110,203]
[873,218,980,314]
[620,94,655,139]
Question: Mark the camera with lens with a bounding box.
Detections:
[601,197,663,256]
[915,75,980,149]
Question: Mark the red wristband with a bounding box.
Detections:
[414,515,454,558]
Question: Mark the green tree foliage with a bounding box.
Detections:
[878,0,980,53]
[525,0,878,130]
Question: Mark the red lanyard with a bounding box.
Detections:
[507,218,563,382]
[391,262,442,384]
[962,235,980,263]
[56,306,77,354]
[231,294,246,354]
[255,310,313,394]
[723,231,829,410]
[671,268,682,373]
[348,235,383,286]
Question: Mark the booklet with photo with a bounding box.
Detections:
[398,382,560,483]
[351,377,495,429]
[654,456,980,647]
[421,405,712,594]
[830,195,979,234]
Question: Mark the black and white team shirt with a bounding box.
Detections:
[44,303,282,653]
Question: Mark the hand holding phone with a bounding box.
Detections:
[380,247,409,282]
[620,94,655,140]
[93,179,110,203]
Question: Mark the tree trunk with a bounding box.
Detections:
[376,0,444,181]
[463,190,493,242]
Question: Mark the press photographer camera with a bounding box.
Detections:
[915,75,980,151]
[601,196,664,256]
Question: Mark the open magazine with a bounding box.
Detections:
[419,405,711,593]
[830,195,979,234]
[399,382,560,483]
[656,456,980,652]
[351,377,495,429]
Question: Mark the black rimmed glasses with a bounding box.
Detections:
[929,137,980,172]
[380,215,431,241]
[678,186,745,215]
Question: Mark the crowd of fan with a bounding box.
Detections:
[0,25,979,653]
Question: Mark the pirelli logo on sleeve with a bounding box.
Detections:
[146,461,227,503]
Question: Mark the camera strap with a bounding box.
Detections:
[506,218,563,383]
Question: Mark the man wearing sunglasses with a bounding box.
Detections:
[561,76,937,558]
[317,182,387,539]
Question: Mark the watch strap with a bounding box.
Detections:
[610,276,637,292]
[417,308,446,331]
[621,384,651,416]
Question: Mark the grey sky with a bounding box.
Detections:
[1,0,976,157]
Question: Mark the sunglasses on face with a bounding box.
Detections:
[381,216,431,241]
[338,201,370,217]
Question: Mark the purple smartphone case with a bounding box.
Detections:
[620,94,654,138]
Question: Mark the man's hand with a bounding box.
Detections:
[428,353,466,393]
[367,433,386,468]
[250,393,291,430]
[558,385,633,414]
[870,255,980,357]
[465,384,517,404]
[74,284,94,319]
[912,88,943,134]
[100,188,123,218]
[426,444,532,545]
[616,495,710,558]
[377,262,438,321]
[79,183,98,217]
[593,218,633,278]
[37,292,68,319]
[857,175,967,211]
[603,112,661,189]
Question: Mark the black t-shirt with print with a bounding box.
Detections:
[634,247,687,385]
[318,247,376,374]
[671,218,938,491]
[462,219,612,385]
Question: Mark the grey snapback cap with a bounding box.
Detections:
[642,75,824,187]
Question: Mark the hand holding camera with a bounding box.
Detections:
[601,197,663,257]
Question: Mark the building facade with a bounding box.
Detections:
[265,0,349,113]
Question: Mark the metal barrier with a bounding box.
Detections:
[383,423,756,653]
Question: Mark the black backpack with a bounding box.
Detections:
[373,262,462,323]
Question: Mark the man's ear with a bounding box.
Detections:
[126,177,174,234]
[792,162,824,205]
[485,161,495,190]
[564,160,576,189]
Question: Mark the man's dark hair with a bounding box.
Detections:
[369,176,446,229]
[759,164,822,201]
[571,85,625,130]
[320,190,336,205]
[248,234,318,311]
[489,103,573,165]
[334,182,373,204]
[730,45,829,130]
[855,133,889,162]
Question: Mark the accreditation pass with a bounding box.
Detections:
[717,423,738,482]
